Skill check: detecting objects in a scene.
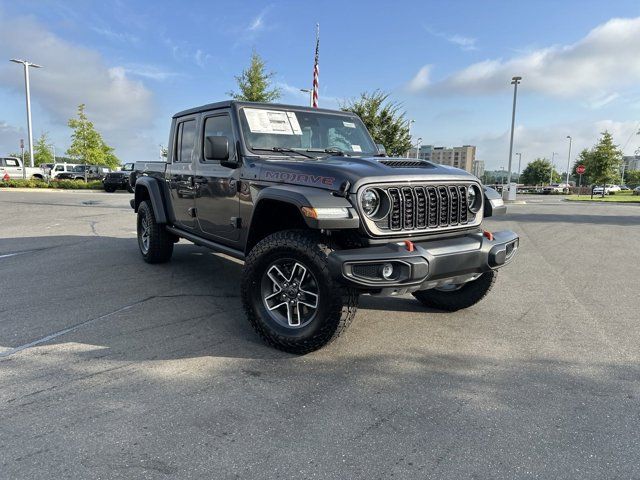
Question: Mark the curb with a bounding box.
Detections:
[0,188,126,194]
[563,198,640,205]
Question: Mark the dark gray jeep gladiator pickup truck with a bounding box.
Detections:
[131,101,518,353]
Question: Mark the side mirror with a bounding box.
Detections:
[376,143,387,156]
[204,135,230,161]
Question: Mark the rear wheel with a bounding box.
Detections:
[412,271,497,312]
[137,200,173,263]
[241,230,358,354]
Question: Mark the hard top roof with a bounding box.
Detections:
[172,100,349,119]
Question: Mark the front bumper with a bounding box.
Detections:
[103,177,129,187]
[328,230,519,295]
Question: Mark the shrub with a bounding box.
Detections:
[1,178,103,189]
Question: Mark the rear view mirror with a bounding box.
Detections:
[204,136,229,161]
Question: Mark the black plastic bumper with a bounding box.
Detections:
[328,230,519,290]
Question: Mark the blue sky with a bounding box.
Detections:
[1,0,640,170]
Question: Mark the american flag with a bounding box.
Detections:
[312,24,319,108]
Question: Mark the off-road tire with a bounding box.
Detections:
[137,200,173,264]
[241,230,358,354]
[126,184,134,193]
[412,270,497,312]
[104,186,116,193]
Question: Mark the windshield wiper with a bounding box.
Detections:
[306,148,350,157]
[251,147,315,159]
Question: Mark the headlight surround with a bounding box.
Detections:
[467,185,482,213]
[361,188,381,217]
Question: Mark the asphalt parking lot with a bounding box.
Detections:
[1,190,639,479]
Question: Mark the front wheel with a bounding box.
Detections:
[137,200,174,263]
[241,230,358,354]
[412,271,497,312]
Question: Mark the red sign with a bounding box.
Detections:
[576,164,586,175]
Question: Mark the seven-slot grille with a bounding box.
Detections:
[373,184,473,233]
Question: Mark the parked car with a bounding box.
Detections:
[620,185,630,191]
[592,184,621,195]
[103,163,135,192]
[633,186,640,196]
[0,157,47,180]
[542,183,569,194]
[56,164,111,181]
[130,100,519,353]
[51,162,80,179]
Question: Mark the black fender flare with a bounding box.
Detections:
[250,185,360,230]
[134,176,168,224]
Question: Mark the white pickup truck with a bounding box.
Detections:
[0,157,48,180]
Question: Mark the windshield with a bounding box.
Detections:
[239,107,377,157]
[122,163,134,171]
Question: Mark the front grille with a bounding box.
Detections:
[370,183,476,234]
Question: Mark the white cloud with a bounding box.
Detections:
[91,26,139,44]
[424,27,477,51]
[0,13,156,160]
[466,120,640,171]
[0,121,25,155]
[410,17,640,99]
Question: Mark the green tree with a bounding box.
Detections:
[520,158,561,185]
[228,51,281,102]
[341,90,411,157]
[33,132,54,166]
[575,131,623,197]
[66,104,119,170]
[625,170,640,187]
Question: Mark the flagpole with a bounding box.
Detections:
[312,23,319,108]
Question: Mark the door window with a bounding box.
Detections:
[176,120,196,163]
[5,159,19,167]
[202,114,234,162]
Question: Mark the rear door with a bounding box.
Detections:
[194,111,241,241]
[168,116,198,229]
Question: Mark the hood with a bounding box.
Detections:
[255,155,478,193]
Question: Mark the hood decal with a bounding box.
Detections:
[264,170,335,187]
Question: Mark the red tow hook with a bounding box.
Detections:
[404,240,415,252]
[483,230,494,241]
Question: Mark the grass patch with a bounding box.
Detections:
[0,179,103,189]
[566,191,640,203]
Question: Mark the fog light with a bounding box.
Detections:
[381,263,394,280]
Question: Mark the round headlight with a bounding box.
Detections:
[467,185,481,213]
[361,189,380,217]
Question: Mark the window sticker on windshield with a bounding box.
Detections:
[343,121,356,128]
[351,144,362,152]
[244,108,302,135]
[286,112,302,135]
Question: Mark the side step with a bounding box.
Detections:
[165,226,245,261]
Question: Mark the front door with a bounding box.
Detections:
[168,117,198,229]
[194,112,240,241]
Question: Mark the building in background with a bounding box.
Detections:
[472,160,485,178]
[430,145,476,173]
[407,144,433,160]
[406,144,476,173]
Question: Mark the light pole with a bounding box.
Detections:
[565,135,572,189]
[300,89,313,107]
[10,59,42,168]
[415,137,422,159]
[505,76,522,199]
[515,152,522,180]
[549,152,557,185]
[406,119,415,157]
